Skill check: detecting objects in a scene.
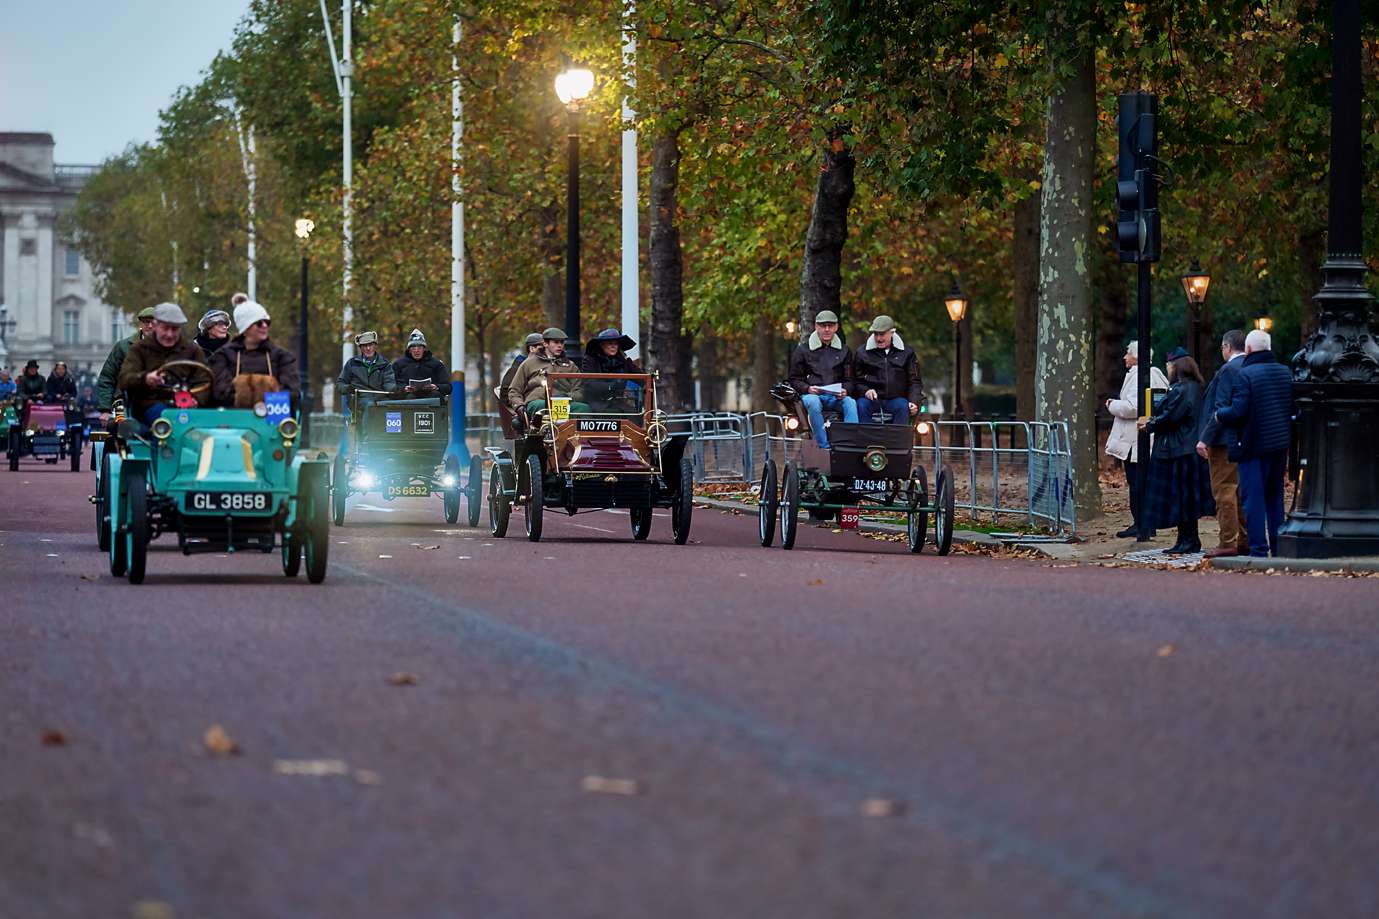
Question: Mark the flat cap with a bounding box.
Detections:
[868,315,896,333]
[814,310,839,324]
[136,306,157,320]
[524,333,545,347]
[542,327,568,341]
[152,302,189,325]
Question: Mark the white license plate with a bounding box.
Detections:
[188,492,270,512]
[387,484,430,497]
[851,478,890,492]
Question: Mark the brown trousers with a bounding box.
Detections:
[1207,445,1247,550]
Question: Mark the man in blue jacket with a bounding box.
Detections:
[1195,329,1249,557]
[1214,329,1293,557]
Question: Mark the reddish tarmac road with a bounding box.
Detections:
[3,456,1378,918]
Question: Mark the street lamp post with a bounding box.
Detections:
[1181,259,1211,371]
[944,279,970,419]
[1253,309,1274,334]
[1277,0,1379,558]
[295,218,315,446]
[555,66,594,346]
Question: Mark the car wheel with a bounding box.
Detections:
[524,453,543,542]
[442,456,461,524]
[331,453,347,526]
[304,470,330,584]
[97,450,112,553]
[282,534,302,577]
[935,464,956,556]
[758,460,778,547]
[629,506,652,540]
[488,464,511,538]
[125,465,148,585]
[466,455,483,527]
[69,432,83,472]
[907,466,928,554]
[108,468,127,578]
[780,462,800,550]
[672,456,694,545]
[7,430,17,471]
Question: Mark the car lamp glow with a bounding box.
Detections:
[253,401,268,418]
[916,421,931,435]
[353,471,376,489]
[441,474,457,487]
[785,417,800,431]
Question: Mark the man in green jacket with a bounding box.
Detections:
[96,306,156,417]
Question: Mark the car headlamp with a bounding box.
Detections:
[441,474,457,487]
[277,417,300,441]
[352,470,376,489]
[253,401,268,418]
[863,448,888,472]
[916,421,931,436]
[150,418,173,441]
[785,416,800,431]
[646,421,669,447]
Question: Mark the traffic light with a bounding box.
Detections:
[1116,91,1160,263]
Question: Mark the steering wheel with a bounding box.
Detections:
[156,360,214,395]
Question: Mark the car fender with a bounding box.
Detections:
[106,452,124,533]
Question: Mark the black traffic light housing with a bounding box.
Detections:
[1116,91,1160,263]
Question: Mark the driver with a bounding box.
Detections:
[338,330,396,396]
[45,361,78,403]
[506,327,587,418]
[16,360,47,401]
[116,302,208,424]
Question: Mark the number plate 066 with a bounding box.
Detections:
[189,492,269,512]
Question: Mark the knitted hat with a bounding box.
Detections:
[407,329,427,349]
[198,309,231,332]
[231,292,250,307]
[233,299,270,332]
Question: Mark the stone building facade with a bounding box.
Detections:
[0,132,125,376]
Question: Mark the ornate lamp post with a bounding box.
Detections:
[1253,308,1274,334]
[1181,260,1211,369]
[1277,0,1379,557]
[295,217,315,445]
[944,278,970,419]
[555,65,595,346]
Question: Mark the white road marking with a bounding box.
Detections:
[354,503,399,513]
[569,523,616,534]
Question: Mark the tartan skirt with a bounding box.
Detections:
[1142,453,1217,529]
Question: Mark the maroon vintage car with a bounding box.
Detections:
[8,401,83,472]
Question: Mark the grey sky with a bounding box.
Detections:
[0,0,250,165]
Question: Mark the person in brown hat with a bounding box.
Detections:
[506,327,586,417]
[96,305,157,417]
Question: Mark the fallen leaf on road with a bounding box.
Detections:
[1157,644,1176,657]
[581,775,640,796]
[831,528,842,534]
[387,672,419,686]
[79,574,96,581]
[274,759,349,776]
[808,578,825,586]
[131,901,175,919]
[861,798,907,818]
[203,724,241,757]
[354,769,383,786]
[41,729,67,747]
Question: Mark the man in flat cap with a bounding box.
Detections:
[97,305,157,420]
[338,330,396,396]
[506,327,587,419]
[852,315,923,425]
[788,309,857,449]
[498,332,544,409]
[117,302,207,424]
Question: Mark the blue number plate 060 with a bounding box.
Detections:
[188,492,271,512]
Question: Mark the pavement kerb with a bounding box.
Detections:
[692,494,1004,549]
[1208,555,1379,574]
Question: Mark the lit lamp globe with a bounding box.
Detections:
[944,280,969,323]
[554,67,595,106]
[1181,259,1211,306]
[1255,311,1274,333]
[294,218,315,241]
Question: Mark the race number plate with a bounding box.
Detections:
[188,492,270,512]
[386,484,430,497]
[851,478,890,493]
[550,397,571,422]
[839,507,860,529]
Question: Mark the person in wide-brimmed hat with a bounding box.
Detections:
[580,328,641,411]
[195,308,232,357]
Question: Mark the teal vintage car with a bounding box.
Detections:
[97,361,331,584]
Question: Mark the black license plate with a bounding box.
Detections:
[576,419,620,432]
[851,478,892,493]
[387,484,430,497]
[188,491,271,512]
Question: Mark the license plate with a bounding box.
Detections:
[387,484,430,497]
[840,507,860,529]
[577,419,619,432]
[188,492,270,512]
[851,478,890,493]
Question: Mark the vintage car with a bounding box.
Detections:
[7,399,83,472]
[762,383,955,554]
[96,360,331,584]
[330,388,482,526]
[487,370,693,543]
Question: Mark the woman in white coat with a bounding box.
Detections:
[1105,341,1169,538]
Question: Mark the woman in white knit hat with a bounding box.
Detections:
[207,298,300,408]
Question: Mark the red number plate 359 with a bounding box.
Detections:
[839,507,860,529]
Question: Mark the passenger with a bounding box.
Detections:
[788,309,857,449]
[116,303,208,425]
[580,328,641,411]
[852,315,922,425]
[337,330,396,397]
[391,329,448,397]
[16,360,47,401]
[194,309,232,356]
[208,298,300,408]
[506,327,587,418]
[97,305,156,418]
[44,361,78,403]
[498,333,544,408]
[0,370,15,401]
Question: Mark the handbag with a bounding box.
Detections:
[231,350,281,408]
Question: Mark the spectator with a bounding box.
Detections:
[1195,330,1249,558]
[1105,341,1168,538]
[0,370,15,400]
[1138,349,1215,554]
[1214,329,1293,557]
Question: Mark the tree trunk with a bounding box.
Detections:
[540,200,563,328]
[1012,191,1040,420]
[752,314,776,412]
[1035,35,1101,516]
[648,130,692,408]
[798,130,856,334]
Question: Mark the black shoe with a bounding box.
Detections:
[1116,525,1138,538]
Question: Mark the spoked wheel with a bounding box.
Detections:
[96,450,112,552]
[124,465,149,585]
[303,470,330,583]
[758,459,778,547]
[282,533,302,577]
[489,464,511,537]
[69,432,82,472]
[465,455,483,527]
[523,453,543,542]
[672,456,694,545]
[331,453,347,526]
[630,506,652,540]
[442,456,461,524]
[934,464,956,556]
[906,465,929,554]
[8,430,18,472]
[780,461,800,550]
